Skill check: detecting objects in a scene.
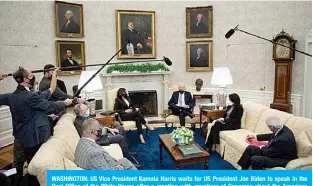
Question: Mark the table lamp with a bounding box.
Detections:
[78,71,103,116]
[210,67,233,108]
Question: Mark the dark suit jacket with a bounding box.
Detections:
[8,85,66,148]
[74,116,110,145]
[60,19,80,33]
[122,29,151,54]
[223,104,243,129]
[57,79,67,94]
[114,96,135,114]
[0,94,10,106]
[191,55,207,67]
[257,126,297,161]
[168,91,195,109]
[190,21,208,34]
[61,58,82,71]
[39,77,73,101]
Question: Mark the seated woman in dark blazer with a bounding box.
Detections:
[114,88,154,143]
[206,93,243,152]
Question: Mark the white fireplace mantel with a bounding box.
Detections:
[101,71,172,114]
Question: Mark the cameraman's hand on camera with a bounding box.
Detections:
[78,98,85,104]
[63,99,73,106]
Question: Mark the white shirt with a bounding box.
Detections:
[122,97,130,107]
[274,125,284,136]
[83,137,95,143]
[68,58,74,65]
[176,92,185,107]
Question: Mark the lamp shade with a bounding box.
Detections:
[78,70,103,91]
[210,67,233,86]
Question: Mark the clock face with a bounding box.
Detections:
[276,39,290,58]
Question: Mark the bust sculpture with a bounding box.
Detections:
[195,78,203,91]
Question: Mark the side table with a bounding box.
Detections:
[200,109,226,126]
[94,113,115,128]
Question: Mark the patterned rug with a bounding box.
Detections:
[127,127,236,170]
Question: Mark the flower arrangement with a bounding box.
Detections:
[170,127,194,145]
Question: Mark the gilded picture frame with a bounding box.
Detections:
[186,6,213,38]
[186,40,213,72]
[56,40,85,76]
[55,1,84,38]
[116,10,156,59]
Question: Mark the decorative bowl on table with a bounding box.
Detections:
[170,127,194,145]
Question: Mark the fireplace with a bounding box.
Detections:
[128,90,158,117]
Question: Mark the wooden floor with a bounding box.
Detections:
[0,115,205,169]
[0,145,13,169]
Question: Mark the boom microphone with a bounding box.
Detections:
[225,25,239,39]
[163,56,172,66]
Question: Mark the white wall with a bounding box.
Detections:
[0,1,311,108]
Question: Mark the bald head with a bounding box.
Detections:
[82,118,99,139]
[178,84,185,92]
[74,103,88,117]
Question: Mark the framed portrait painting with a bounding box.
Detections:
[116,10,156,59]
[186,6,213,38]
[55,1,84,38]
[56,40,85,76]
[186,40,213,72]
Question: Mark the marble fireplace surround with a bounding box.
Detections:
[102,72,172,114]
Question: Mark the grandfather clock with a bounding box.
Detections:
[270,30,296,113]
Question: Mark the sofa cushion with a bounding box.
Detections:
[285,117,312,142]
[240,107,247,129]
[63,157,83,170]
[295,131,312,157]
[220,129,255,154]
[52,113,80,160]
[254,109,293,134]
[241,102,269,132]
[28,138,67,186]
[102,144,124,159]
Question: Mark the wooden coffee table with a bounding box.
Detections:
[159,134,209,170]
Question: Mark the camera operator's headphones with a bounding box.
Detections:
[14,67,27,83]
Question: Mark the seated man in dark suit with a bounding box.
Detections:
[238,116,297,170]
[168,84,195,127]
[73,103,139,167]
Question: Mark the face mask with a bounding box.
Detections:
[179,90,184,94]
[227,98,234,106]
[80,116,89,120]
[27,76,35,89]
[96,129,102,138]
[123,93,127,97]
[48,72,53,80]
